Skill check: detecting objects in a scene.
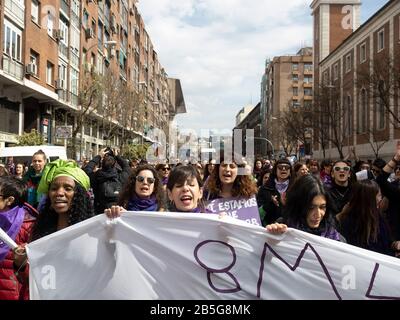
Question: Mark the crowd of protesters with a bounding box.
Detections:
[1,145,400,299]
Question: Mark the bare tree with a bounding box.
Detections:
[67,70,102,159]
[367,127,389,158]
[357,52,400,126]
[313,83,353,159]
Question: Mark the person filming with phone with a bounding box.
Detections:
[83,147,131,215]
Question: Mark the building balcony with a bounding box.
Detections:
[292,81,299,87]
[4,0,24,27]
[303,82,313,88]
[304,69,313,75]
[303,95,313,101]
[2,56,24,81]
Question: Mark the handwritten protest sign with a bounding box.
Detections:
[205,195,261,226]
[28,212,400,300]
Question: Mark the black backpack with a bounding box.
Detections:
[96,177,122,213]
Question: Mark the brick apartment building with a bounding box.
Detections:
[311,0,400,160]
[262,47,313,157]
[0,0,186,159]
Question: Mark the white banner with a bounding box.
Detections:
[27,211,400,300]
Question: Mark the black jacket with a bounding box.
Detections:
[258,178,289,227]
[327,181,352,216]
[84,155,131,214]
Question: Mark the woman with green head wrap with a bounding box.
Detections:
[31,159,94,239]
[12,159,95,284]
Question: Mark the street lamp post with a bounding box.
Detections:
[253,137,275,159]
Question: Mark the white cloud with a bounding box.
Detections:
[137,0,314,132]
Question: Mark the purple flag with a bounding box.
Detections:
[0,206,25,262]
[205,195,261,226]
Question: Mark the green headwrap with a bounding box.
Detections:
[37,159,90,194]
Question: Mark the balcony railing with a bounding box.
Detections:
[61,0,69,15]
[2,56,24,81]
[4,0,24,26]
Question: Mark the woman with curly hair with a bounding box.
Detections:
[104,164,165,218]
[204,153,258,201]
[266,174,345,242]
[29,159,94,240]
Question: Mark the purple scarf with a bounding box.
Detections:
[0,206,25,262]
[127,195,158,212]
[162,177,168,186]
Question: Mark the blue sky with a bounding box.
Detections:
[138,0,389,134]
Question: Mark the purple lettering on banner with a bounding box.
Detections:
[365,263,400,300]
[257,242,342,300]
[205,195,261,226]
[193,240,241,294]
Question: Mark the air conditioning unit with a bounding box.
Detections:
[25,63,37,76]
[85,28,94,39]
[53,29,64,41]
[55,79,65,90]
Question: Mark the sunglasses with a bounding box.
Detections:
[161,167,170,171]
[136,176,155,184]
[333,166,350,172]
[277,165,291,171]
[221,163,238,169]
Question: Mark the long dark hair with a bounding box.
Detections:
[284,175,336,233]
[337,180,380,246]
[118,164,164,209]
[31,184,94,240]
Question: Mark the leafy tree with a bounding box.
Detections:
[17,129,44,146]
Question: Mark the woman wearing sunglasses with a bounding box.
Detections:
[258,158,293,226]
[105,164,165,217]
[327,160,353,216]
[155,163,171,191]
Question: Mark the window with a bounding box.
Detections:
[3,20,22,62]
[377,29,384,52]
[345,54,352,73]
[292,74,299,82]
[30,51,39,76]
[333,63,339,80]
[70,68,79,95]
[359,89,368,133]
[46,62,53,85]
[292,100,300,109]
[58,63,67,88]
[360,43,366,63]
[0,100,19,134]
[59,19,69,46]
[345,95,352,136]
[304,88,312,96]
[47,11,54,36]
[31,0,39,24]
[292,63,299,71]
[293,87,298,96]
[377,81,386,129]
[304,75,313,84]
[304,63,313,71]
[83,10,89,29]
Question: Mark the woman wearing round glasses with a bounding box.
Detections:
[327,160,353,216]
[105,164,165,217]
[258,158,293,226]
